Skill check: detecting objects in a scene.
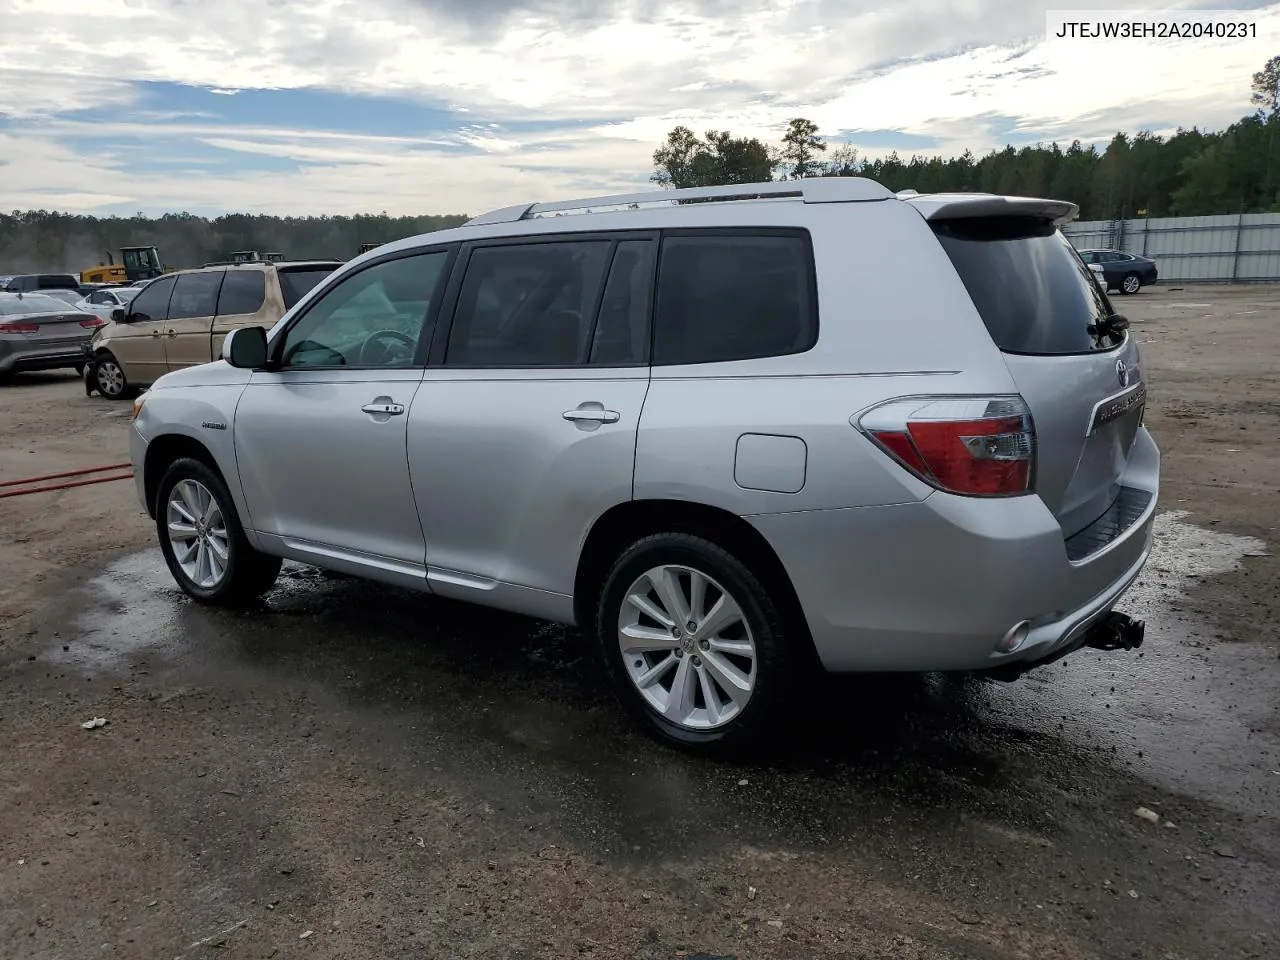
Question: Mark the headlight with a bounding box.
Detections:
[132,393,147,420]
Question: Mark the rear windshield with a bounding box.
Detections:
[932,217,1121,355]
[0,295,66,315]
[277,267,336,309]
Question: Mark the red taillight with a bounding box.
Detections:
[79,317,104,329]
[858,397,1035,497]
[0,321,38,333]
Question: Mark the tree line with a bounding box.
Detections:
[651,56,1280,222]
[0,211,468,276]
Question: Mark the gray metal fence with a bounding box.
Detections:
[1062,213,1280,283]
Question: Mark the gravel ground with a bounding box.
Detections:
[1,284,1277,959]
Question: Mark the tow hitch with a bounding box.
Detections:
[983,611,1145,682]
[1083,611,1146,651]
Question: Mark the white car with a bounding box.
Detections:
[76,287,138,320]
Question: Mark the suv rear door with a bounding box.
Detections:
[409,234,655,609]
[924,205,1144,540]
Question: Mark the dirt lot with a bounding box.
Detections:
[2,284,1278,959]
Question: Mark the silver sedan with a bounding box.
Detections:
[0,293,104,379]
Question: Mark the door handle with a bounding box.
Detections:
[361,402,405,416]
[563,408,620,424]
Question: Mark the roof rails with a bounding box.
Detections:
[465,177,894,227]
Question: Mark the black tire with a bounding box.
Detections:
[595,533,797,755]
[155,457,282,605]
[1119,271,1142,295]
[93,351,131,400]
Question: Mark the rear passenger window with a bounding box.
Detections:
[652,233,816,366]
[216,270,266,316]
[589,240,656,366]
[446,241,612,367]
[168,272,223,319]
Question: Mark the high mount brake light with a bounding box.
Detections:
[856,396,1036,496]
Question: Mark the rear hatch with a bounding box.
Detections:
[921,200,1145,540]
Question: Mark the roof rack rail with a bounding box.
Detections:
[464,177,893,227]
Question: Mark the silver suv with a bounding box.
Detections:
[128,180,1159,752]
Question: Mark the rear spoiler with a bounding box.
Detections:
[901,193,1079,226]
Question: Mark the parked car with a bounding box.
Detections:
[76,286,139,320]
[3,273,83,293]
[127,180,1157,752]
[39,288,89,307]
[0,292,103,379]
[85,260,340,399]
[1075,249,1158,294]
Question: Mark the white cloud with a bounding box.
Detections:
[0,0,1277,213]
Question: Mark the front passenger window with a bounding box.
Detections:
[280,251,449,368]
[127,275,176,324]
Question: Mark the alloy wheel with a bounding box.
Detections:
[617,564,758,730]
[166,479,230,589]
[96,359,125,397]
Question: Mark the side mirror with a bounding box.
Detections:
[223,326,269,368]
[110,307,127,323]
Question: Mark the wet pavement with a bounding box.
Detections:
[5,510,1277,958]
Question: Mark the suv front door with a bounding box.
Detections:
[232,248,455,586]
[117,274,176,384]
[409,235,655,616]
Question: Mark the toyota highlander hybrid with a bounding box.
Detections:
[126,180,1158,752]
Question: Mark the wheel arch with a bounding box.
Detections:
[142,433,224,519]
[574,499,819,668]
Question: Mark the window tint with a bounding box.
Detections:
[127,275,176,323]
[277,267,336,309]
[447,241,612,366]
[281,251,448,368]
[215,270,267,316]
[168,271,223,319]
[589,240,655,365]
[652,234,816,366]
[932,217,1121,355]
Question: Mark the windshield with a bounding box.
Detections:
[932,216,1121,355]
[277,267,337,309]
[0,294,68,315]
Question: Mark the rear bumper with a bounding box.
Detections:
[0,342,87,373]
[749,426,1160,673]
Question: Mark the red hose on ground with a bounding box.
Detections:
[0,462,133,488]
[0,472,135,499]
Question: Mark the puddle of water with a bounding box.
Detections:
[46,513,1279,818]
[986,511,1277,814]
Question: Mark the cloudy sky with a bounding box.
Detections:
[0,0,1275,217]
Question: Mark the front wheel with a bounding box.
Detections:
[1120,272,1142,295]
[94,352,130,400]
[596,533,796,754]
[156,457,281,604]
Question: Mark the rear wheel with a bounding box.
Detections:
[156,457,281,604]
[1120,272,1142,295]
[94,352,130,400]
[596,533,796,754]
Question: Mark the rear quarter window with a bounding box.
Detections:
[652,231,817,366]
[931,216,1120,355]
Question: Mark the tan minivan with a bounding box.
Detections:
[84,260,340,399]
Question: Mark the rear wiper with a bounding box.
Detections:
[1088,312,1129,339]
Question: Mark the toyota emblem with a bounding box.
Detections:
[1116,359,1129,387]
